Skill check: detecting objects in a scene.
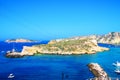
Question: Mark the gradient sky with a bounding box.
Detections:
[0,0,120,40]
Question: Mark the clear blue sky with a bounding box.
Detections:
[0,0,120,40]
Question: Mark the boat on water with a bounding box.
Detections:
[8,73,15,78]
[113,61,120,67]
[113,61,120,74]
[115,69,120,74]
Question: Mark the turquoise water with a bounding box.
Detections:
[0,42,120,80]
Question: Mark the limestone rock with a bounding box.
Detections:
[97,32,120,45]
[88,63,109,80]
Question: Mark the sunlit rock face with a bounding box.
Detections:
[71,32,120,45]
[97,32,120,44]
[88,63,109,80]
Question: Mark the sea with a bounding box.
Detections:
[0,41,120,80]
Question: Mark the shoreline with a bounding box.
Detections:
[5,49,109,58]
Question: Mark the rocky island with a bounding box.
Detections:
[6,37,109,58]
[5,38,37,43]
[32,37,108,54]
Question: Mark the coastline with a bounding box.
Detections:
[5,40,109,58]
[1,41,120,79]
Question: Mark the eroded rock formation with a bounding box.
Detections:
[88,63,110,80]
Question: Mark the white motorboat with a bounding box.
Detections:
[115,69,120,74]
[113,61,120,74]
[113,61,120,67]
[8,73,15,78]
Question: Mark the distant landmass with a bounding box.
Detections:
[5,38,37,43]
[72,32,120,45]
[97,32,120,45]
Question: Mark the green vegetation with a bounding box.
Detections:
[34,38,96,53]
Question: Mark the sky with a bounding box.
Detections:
[0,0,120,40]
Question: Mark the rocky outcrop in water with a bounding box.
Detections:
[6,46,37,58]
[88,63,109,80]
[6,52,24,58]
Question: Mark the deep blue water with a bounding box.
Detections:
[0,42,120,80]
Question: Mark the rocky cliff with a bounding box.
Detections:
[88,63,109,80]
[71,32,120,45]
[97,32,120,45]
